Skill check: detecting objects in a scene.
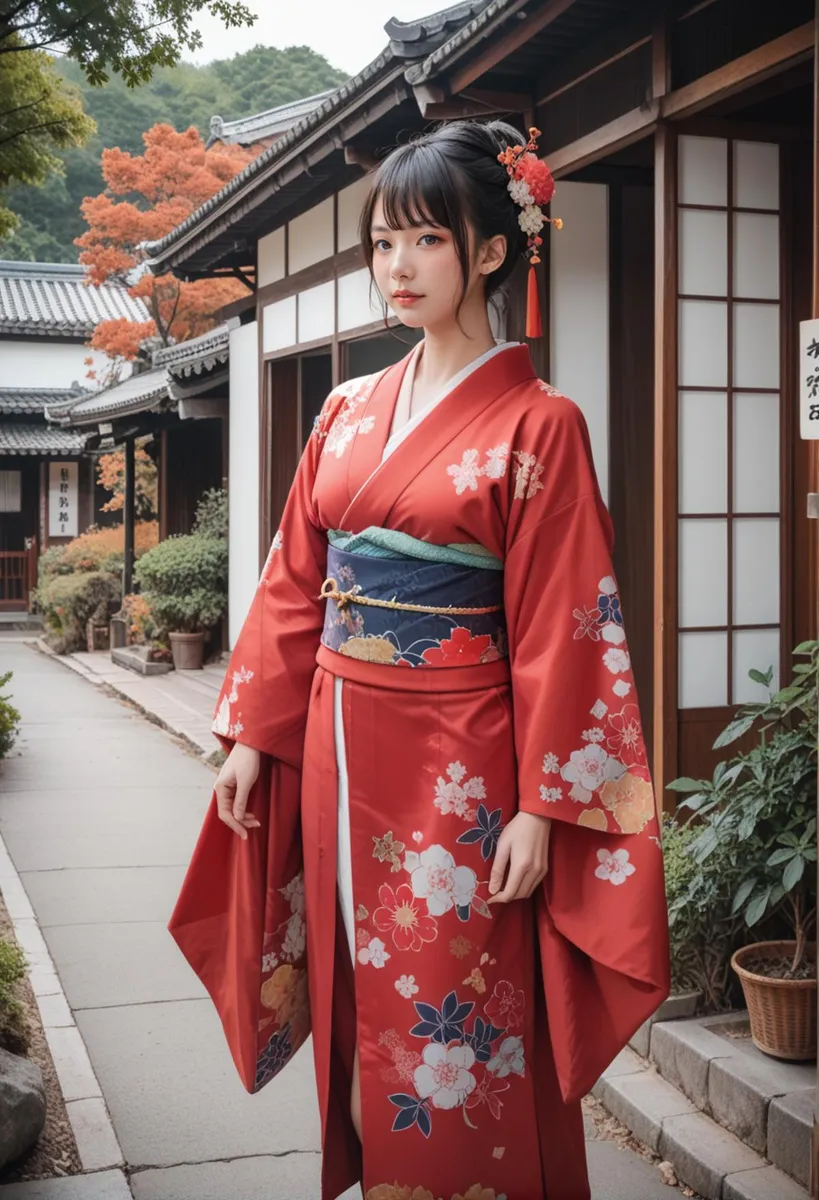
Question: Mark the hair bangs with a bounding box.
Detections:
[374,143,461,235]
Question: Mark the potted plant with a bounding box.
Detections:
[668,640,818,1060]
[133,530,227,671]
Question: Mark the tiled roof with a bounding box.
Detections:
[152,323,230,377]
[144,0,487,270]
[208,91,338,147]
[404,0,520,82]
[49,367,169,427]
[0,261,149,337]
[0,387,87,415]
[0,423,87,455]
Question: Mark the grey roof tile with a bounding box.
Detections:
[152,323,230,377]
[0,423,87,455]
[0,387,87,415]
[208,91,338,146]
[0,260,149,337]
[50,366,169,426]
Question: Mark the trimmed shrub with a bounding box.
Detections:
[192,487,228,540]
[134,532,227,634]
[36,571,122,655]
[0,939,30,1055]
[0,671,20,759]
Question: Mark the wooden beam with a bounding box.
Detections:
[661,22,814,121]
[449,0,578,95]
[547,102,659,178]
[536,4,655,107]
[651,5,670,100]
[652,122,678,805]
[344,143,380,170]
[463,88,532,112]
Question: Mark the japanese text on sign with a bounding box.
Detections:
[799,319,819,439]
[48,461,78,537]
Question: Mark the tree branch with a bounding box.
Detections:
[0,116,76,148]
[0,91,49,121]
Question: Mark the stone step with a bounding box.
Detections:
[593,1047,810,1200]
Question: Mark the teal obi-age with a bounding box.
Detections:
[320,526,506,668]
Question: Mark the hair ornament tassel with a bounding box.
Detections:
[497,126,562,340]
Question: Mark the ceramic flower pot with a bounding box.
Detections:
[168,630,205,671]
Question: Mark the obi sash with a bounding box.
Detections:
[319,530,507,668]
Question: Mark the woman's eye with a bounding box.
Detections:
[373,238,391,252]
[419,234,440,246]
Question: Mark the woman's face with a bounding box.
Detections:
[368,196,503,333]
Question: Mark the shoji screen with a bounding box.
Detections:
[677,135,781,708]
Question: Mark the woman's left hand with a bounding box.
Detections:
[487,811,552,904]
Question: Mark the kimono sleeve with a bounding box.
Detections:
[504,399,670,1103]
[210,397,335,768]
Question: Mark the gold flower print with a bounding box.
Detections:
[578,808,608,831]
[463,966,487,994]
[339,635,398,663]
[373,830,406,873]
[599,771,654,834]
[450,934,473,959]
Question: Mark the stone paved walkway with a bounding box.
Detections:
[0,637,676,1199]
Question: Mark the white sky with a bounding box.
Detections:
[187,1,444,76]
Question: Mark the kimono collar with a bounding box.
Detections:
[340,340,537,531]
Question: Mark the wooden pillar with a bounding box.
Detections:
[159,428,169,542]
[652,123,679,809]
[123,436,135,597]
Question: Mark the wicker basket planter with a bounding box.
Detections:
[731,940,817,1061]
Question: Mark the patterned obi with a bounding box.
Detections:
[320,544,507,669]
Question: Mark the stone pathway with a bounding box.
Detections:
[0,637,678,1199]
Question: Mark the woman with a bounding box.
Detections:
[170,120,670,1200]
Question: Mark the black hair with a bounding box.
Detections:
[358,119,530,324]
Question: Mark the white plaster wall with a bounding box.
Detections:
[337,176,372,251]
[228,320,260,648]
[288,196,334,275]
[257,227,286,287]
[549,180,610,504]
[0,341,131,389]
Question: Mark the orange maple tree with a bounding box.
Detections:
[76,123,259,367]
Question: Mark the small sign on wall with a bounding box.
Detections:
[799,318,819,438]
[48,461,78,537]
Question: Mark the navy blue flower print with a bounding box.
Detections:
[410,989,475,1044]
[456,803,505,861]
[597,591,622,625]
[463,1015,506,1063]
[254,1024,292,1090]
[387,1092,432,1137]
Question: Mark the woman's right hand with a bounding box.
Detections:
[214,742,262,839]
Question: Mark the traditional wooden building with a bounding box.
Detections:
[145,0,817,796]
[0,260,146,611]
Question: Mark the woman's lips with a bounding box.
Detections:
[393,293,422,305]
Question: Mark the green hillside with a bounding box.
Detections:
[0,44,348,263]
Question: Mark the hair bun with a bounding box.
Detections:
[484,120,528,160]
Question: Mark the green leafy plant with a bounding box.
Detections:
[133,532,227,634]
[668,640,818,979]
[0,672,21,759]
[191,487,228,540]
[35,570,122,654]
[0,938,30,1055]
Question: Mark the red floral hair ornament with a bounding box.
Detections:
[497,126,562,339]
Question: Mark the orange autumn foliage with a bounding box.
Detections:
[75,124,259,364]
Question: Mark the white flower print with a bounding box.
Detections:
[358,936,391,968]
[538,380,562,396]
[539,786,562,803]
[598,575,618,596]
[262,951,279,974]
[410,844,478,917]
[259,530,283,586]
[487,1035,525,1079]
[414,1042,477,1109]
[434,761,484,821]
[613,680,632,698]
[582,727,605,743]
[590,699,608,720]
[280,872,305,916]
[395,973,419,999]
[601,622,626,646]
[412,831,423,844]
[212,665,254,739]
[512,451,544,500]
[542,752,560,775]
[281,911,306,962]
[595,848,637,886]
[603,647,631,675]
[561,744,624,795]
[324,375,377,459]
[483,443,509,479]
[447,449,483,495]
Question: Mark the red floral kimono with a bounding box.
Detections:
[170,342,670,1200]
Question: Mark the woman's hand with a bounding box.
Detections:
[214,742,262,840]
[487,811,552,904]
